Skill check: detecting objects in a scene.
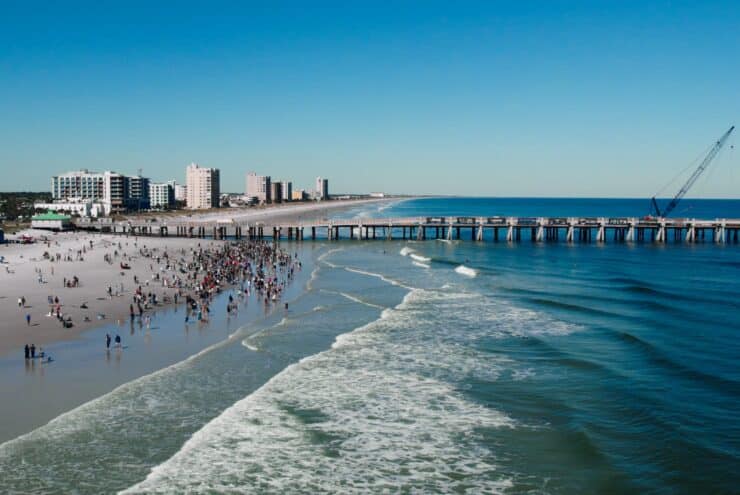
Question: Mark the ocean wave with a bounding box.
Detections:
[344,267,413,289]
[399,246,414,256]
[409,253,431,263]
[337,291,385,309]
[125,287,519,493]
[455,265,478,278]
[412,261,430,269]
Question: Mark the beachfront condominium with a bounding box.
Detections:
[103,171,128,213]
[126,175,150,210]
[186,163,220,209]
[316,177,329,200]
[51,169,154,214]
[270,182,283,203]
[246,172,271,203]
[173,183,187,202]
[280,181,292,202]
[51,170,105,201]
[149,182,175,209]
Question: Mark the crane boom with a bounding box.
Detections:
[652,126,734,217]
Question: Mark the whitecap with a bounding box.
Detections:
[399,246,414,256]
[126,287,516,494]
[455,265,478,278]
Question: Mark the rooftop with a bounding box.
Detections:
[32,212,72,221]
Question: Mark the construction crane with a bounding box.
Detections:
[651,125,734,218]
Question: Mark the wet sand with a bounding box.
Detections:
[0,245,318,443]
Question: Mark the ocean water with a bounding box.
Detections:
[1,198,739,494]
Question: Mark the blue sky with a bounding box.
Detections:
[1,1,738,196]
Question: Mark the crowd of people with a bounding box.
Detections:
[17,236,302,360]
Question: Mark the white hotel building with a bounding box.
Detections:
[246,172,271,203]
[149,182,175,209]
[186,163,220,209]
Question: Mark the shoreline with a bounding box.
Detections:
[0,199,395,358]
[120,197,403,224]
[0,239,318,443]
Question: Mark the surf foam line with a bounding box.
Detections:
[319,289,385,310]
[344,267,413,290]
[317,247,344,269]
[124,285,518,494]
[242,302,338,352]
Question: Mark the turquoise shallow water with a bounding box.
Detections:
[1,198,739,494]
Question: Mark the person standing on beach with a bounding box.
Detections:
[114,334,121,348]
[30,344,36,359]
[106,334,111,350]
[24,344,30,360]
[26,314,31,326]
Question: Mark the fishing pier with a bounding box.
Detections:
[85,216,740,244]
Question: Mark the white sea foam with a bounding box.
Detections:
[412,261,430,269]
[409,253,431,262]
[317,247,343,268]
[399,246,414,256]
[455,265,478,277]
[126,287,518,493]
[344,267,412,289]
[338,292,385,309]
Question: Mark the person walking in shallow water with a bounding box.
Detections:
[24,344,30,359]
[106,333,111,350]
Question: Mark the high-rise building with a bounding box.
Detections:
[291,189,307,201]
[103,171,128,213]
[51,170,105,201]
[280,181,292,202]
[173,184,187,202]
[149,182,175,209]
[126,175,150,210]
[270,182,282,203]
[245,172,271,203]
[315,177,329,200]
[186,163,220,209]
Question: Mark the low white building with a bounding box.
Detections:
[33,200,109,218]
[31,212,72,230]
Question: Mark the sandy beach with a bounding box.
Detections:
[126,197,398,225]
[0,198,396,358]
[0,234,225,358]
